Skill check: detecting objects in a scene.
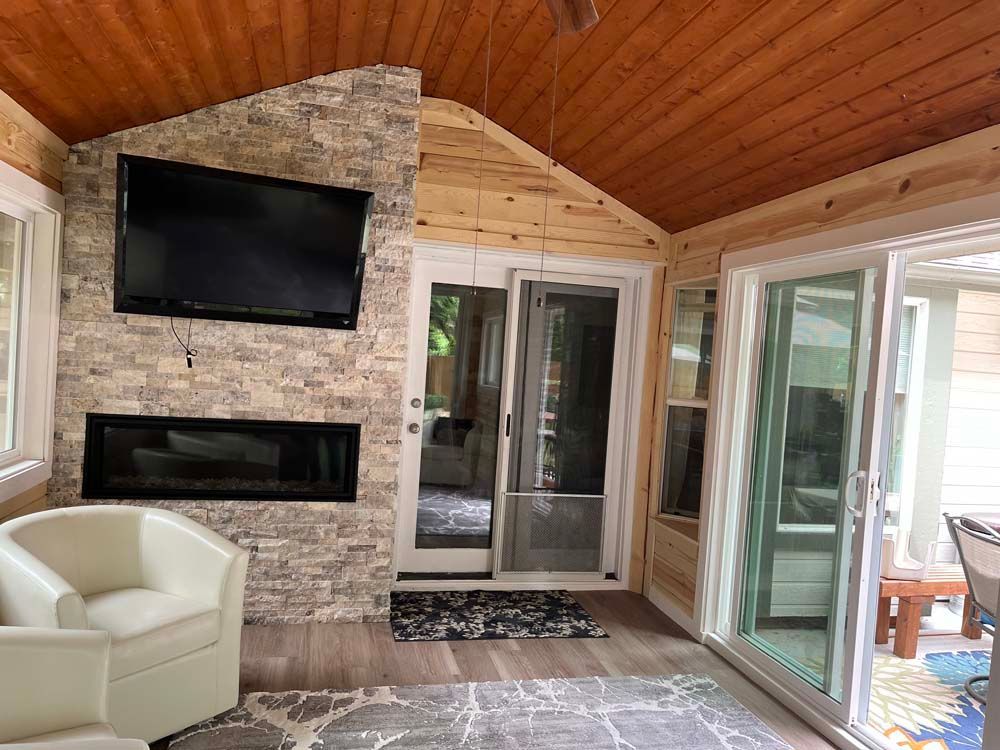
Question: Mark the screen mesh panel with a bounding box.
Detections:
[499,493,604,574]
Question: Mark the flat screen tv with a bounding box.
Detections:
[114,154,373,329]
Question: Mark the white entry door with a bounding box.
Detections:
[395,257,511,574]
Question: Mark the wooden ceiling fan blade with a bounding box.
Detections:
[544,0,600,33]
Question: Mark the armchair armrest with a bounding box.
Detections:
[139,509,248,608]
[0,538,87,629]
[0,627,110,744]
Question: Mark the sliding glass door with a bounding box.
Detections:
[726,251,902,723]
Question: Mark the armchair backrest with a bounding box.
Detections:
[0,626,110,743]
[3,506,144,597]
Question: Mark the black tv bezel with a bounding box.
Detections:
[81,412,361,502]
[113,154,374,330]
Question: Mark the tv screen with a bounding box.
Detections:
[114,154,373,329]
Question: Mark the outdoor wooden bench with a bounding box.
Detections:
[876,563,981,659]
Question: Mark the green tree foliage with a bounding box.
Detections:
[427,293,460,357]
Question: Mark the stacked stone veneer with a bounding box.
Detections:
[51,66,420,623]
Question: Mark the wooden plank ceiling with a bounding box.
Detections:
[1,1,999,232]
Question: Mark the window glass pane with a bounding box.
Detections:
[0,212,23,452]
[668,288,716,400]
[417,284,507,549]
[740,269,874,701]
[886,304,917,495]
[659,406,706,517]
[777,280,866,526]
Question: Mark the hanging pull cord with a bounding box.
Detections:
[170,316,198,368]
[537,0,563,308]
[470,0,495,298]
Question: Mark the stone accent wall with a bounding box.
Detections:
[52,66,420,623]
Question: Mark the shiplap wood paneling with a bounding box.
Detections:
[0,481,46,523]
[416,97,663,261]
[0,89,66,192]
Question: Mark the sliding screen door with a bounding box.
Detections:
[497,274,625,578]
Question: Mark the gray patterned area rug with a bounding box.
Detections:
[390,590,608,641]
[416,485,492,537]
[168,674,791,750]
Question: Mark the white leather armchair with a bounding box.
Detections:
[0,506,249,743]
[0,626,148,749]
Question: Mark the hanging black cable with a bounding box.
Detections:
[169,316,198,368]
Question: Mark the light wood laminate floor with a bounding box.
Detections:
[240,590,836,749]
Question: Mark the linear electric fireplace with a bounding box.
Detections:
[82,414,360,501]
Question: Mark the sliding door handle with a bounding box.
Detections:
[842,469,867,519]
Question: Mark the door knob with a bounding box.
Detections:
[407,422,421,434]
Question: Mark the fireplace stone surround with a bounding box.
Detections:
[50,66,420,624]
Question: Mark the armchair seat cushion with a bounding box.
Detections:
[84,588,220,680]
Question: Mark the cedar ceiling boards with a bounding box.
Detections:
[2,1,1000,232]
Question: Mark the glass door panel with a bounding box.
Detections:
[416,283,507,550]
[0,212,23,454]
[500,280,618,574]
[739,269,875,702]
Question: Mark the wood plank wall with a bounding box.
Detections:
[0,482,46,523]
[0,89,67,193]
[416,97,665,262]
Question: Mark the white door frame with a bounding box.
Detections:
[697,209,1000,750]
[393,241,655,588]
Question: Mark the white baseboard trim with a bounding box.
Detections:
[704,634,892,750]
[393,579,628,592]
[646,584,703,641]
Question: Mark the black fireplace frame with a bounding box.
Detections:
[82,413,361,502]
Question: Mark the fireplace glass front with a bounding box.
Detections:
[82,413,360,501]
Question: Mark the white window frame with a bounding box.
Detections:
[658,284,716,520]
[881,295,929,535]
[0,160,64,505]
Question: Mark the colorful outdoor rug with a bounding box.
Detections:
[869,649,989,750]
